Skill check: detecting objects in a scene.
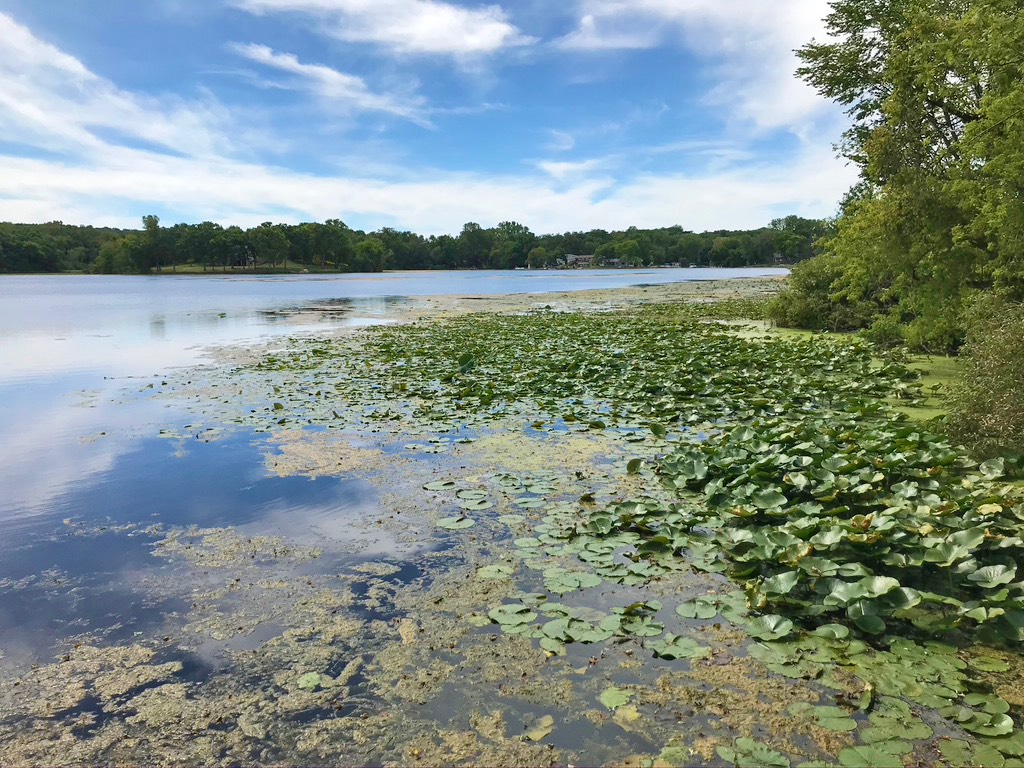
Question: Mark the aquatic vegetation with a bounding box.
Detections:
[20,291,1011,766]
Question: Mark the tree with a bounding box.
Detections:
[490,221,535,269]
[771,0,1024,351]
[249,222,290,269]
[527,246,549,268]
[458,223,492,269]
[352,237,390,273]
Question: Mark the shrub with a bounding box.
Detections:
[946,297,1024,457]
[768,254,878,331]
[861,314,905,349]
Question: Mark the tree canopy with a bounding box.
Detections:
[772,0,1024,352]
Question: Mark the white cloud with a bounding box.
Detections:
[0,10,853,239]
[534,158,607,181]
[230,0,534,57]
[555,0,835,133]
[231,43,431,126]
[0,13,240,159]
[555,13,658,51]
[1,137,855,234]
[545,130,577,152]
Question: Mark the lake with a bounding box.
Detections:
[0,267,783,615]
[2,268,1010,767]
[0,268,785,382]
[0,268,787,764]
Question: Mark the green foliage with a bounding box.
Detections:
[781,0,1024,356]
[662,412,1024,642]
[2,217,832,273]
[861,314,906,349]
[946,297,1024,456]
[768,253,877,331]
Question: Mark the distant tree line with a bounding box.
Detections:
[0,215,832,275]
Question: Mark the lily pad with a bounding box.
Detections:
[746,615,795,641]
[524,714,554,741]
[476,565,513,580]
[437,516,475,530]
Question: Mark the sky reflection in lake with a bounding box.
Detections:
[0,269,780,665]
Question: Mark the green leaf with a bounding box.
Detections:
[488,604,536,626]
[746,615,794,641]
[476,564,512,580]
[423,480,456,491]
[752,489,789,509]
[458,497,494,511]
[980,458,1005,480]
[838,745,903,768]
[437,516,475,530]
[599,686,632,710]
[676,599,719,620]
[762,571,800,595]
[539,637,565,655]
[524,714,554,741]
[650,633,712,660]
[717,738,790,767]
[968,565,1016,589]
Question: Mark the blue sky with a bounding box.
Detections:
[0,0,857,235]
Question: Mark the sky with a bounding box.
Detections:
[0,0,858,236]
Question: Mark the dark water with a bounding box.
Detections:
[0,433,404,664]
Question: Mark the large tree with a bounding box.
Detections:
[772,0,1024,351]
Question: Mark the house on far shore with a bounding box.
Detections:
[565,254,595,268]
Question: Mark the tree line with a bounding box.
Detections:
[0,215,832,275]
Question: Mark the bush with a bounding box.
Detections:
[946,297,1024,457]
[861,314,905,348]
[768,254,879,331]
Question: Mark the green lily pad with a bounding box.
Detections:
[437,516,475,530]
[717,738,790,767]
[837,745,903,768]
[524,714,554,741]
[746,615,795,641]
[650,634,712,660]
[676,599,719,620]
[423,481,456,491]
[488,604,537,627]
[476,564,513,580]
[599,686,632,710]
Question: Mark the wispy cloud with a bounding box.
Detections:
[230,0,535,57]
[534,158,608,181]
[555,0,835,134]
[554,13,658,51]
[0,9,854,238]
[231,43,432,126]
[0,13,239,159]
[545,130,577,153]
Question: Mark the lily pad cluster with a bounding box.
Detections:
[650,413,1024,641]
[200,301,919,443]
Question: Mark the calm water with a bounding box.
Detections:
[0,268,781,660]
[0,269,783,381]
